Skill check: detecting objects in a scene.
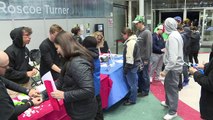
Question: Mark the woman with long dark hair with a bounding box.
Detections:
[50,31,98,120]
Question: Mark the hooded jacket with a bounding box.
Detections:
[4,27,34,84]
[163,18,184,74]
[88,47,100,96]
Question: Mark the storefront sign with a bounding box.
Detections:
[0,0,105,19]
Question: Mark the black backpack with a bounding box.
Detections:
[29,49,41,65]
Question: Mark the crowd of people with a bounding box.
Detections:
[0,15,212,120]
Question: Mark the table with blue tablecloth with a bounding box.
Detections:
[100,54,128,109]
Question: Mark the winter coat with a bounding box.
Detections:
[88,47,100,96]
[190,32,200,53]
[193,59,213,120]
[55,56,97,120]
[123,35,142,73]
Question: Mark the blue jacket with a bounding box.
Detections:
[88,48,100,96]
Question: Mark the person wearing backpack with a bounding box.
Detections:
[177,25,191,87]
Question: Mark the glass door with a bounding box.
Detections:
[201,8,213,46]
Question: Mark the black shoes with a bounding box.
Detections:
[137,92,149,97]
[123,100,135,106]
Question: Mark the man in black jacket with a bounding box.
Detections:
[0,51,42,120]
[4,27,37,97]
[39,24,63,80]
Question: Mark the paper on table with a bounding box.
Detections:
[41,71,57,91]
[41,71,60,111]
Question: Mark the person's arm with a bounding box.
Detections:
[1,77,28,94]
[193,70,213,92]
[13,102,32,117]
[144,31,152,63]
[51,64,61,73]
[13,97,42,118]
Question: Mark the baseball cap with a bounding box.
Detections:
[174,16,182,23]
[133,15,144,23]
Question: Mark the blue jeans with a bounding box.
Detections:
[138,63,150,94]
[126,67,138,103]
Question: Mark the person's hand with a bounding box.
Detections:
[196,64,205,69]
[26,71,34,77]
[161,48,165,52]
[28,88,40,97]
[144,60,149,65]
[160,71,166,77]
[32,68,38,75]
[51,90,64,99]
[189,67,198,74]
[31,96,43,106]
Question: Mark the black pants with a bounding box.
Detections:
[189,51,199,64]
[95,95,104,120]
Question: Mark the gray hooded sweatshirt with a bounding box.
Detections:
[163,18,184,74]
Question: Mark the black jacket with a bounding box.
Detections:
[55,56,97,120]
[0,77,31,120]
[39,38,61,80]
[193,59,213,119]
[4,27,34,84]
[152,33,165,54]
[190,32,200,53]
[181,27,191,56]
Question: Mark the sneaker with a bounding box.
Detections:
[123,101,135,106]
[161,101,168,107]
[163,113,177,120]
[138,92,149,97]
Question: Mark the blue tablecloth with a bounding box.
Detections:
[100,55,128,108]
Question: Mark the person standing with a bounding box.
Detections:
[39,24,63,80]
[189,58,213,120]
[4,27,37,97]
[50,31,97,120]
[0,51,42,120]
[177,25,191,87]
[189,26,200,64]
[82,36,103,120]
[133,15,152,97]
[160,18,184,120]
[149,25,165,82]
[71,26,83,44]
[121,28,141,105]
